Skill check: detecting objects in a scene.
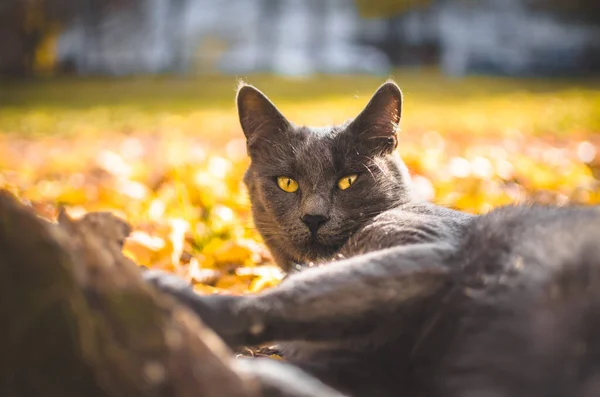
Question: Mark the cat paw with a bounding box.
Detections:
[142,268,193,293]
[142,268,249,348]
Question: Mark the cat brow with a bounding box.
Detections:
[259,137,287,152]
[361,160,376,179]
[365,156,388,176]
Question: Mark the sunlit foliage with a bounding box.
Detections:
[1,71,599,294]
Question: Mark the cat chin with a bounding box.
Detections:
[292,240,341,263]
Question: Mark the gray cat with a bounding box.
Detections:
[238,81,471,271]
[144,82,600,397]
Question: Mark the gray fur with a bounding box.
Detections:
[146,205,600,397]
[144,83,600,397]
[238,81,472,269]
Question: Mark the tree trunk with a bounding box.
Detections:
[0,190,259,397]
[0,2,35,77]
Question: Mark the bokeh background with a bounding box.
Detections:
[1,0,599,294]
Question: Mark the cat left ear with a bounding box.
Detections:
[236,82,292,149]
[348,81,402,155]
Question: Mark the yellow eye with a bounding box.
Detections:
[277,176,299,193]
[338,174,358,190]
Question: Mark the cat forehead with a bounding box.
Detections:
[292,125,351,158]
[250,124,357,173]
[300,125,339,136]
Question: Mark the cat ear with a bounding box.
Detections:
[347,81,402,155]
[236,83,292,148]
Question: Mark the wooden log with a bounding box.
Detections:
[0,190,258,397]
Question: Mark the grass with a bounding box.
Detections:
[2,69,600,139]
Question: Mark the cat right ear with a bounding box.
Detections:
[236,83,292,148]
[347,80,402,156]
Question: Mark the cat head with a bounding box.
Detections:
[237,81,412,270]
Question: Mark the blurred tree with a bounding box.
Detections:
[0,0,132,78]
[0,0,74,77]
[355,0,600,21]
[354,0,432,18]
[530,0,600,23]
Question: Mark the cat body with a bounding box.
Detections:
[444,205,600,397]
[147,204,600,397]
[144,82,600,397]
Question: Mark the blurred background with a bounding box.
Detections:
[1,0,599,292]
[1,0,600,77]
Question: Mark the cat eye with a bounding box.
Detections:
[277,176,299,193]
[338,174,358,190]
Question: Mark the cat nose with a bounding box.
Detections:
[301,214,330,234]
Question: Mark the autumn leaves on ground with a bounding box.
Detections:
[1,70,599,295]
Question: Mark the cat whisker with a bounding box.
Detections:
[366,156,388,177]
[361,160,376,180]
[358,124,379,138]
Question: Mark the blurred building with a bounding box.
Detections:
[386,0,600,76]
[56,0,390,76]
[40,0,600,77]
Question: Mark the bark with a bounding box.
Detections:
[0,190,259,397]
[0,2,35,77]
